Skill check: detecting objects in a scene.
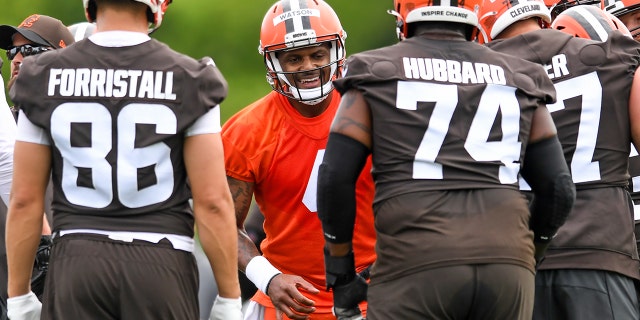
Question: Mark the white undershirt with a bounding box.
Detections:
[0,73,15,206]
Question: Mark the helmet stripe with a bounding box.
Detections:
[570,6,611,41]
[434,0,460,6]
[282,0,312,34]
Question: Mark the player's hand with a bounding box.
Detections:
[32,235,52,300]
[324,250,368,320]
[332,273,367,320]
[7,292,41,320]
[209,295,242,320]
[333,306,364,320]
[267,273,319,320]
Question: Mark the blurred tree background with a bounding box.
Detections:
[0,0,397,122]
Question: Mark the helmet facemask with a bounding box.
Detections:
[549,0,601,19]
[258,0,347,105]
[263,37,345,105]
[615,7,640,40]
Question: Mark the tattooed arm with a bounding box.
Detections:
[226,176,260,271]
[330,89,372,151]
[227,176,320,319]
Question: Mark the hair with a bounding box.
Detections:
[91,0,153,23]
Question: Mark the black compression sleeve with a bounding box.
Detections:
[318,132,370,243]
[521,136,576,243]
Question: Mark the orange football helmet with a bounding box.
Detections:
[545,0,603,19]
[83,0,171,32]
[602,0,640,16]
[552,5,631,40]
[387,0,479,41]
[259,0,346,105]
[477,0,551,43]
[602,0,640,39]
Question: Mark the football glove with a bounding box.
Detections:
[7,292,41,320]
[31,235,52,300]
[324,250,368,320]
[209,295,242,320]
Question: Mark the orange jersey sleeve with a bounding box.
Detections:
[222,91,376,312]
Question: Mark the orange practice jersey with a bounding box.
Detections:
[222,91,376,314]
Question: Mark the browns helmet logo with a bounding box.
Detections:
[19,14,41,28]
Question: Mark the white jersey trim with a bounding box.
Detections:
[59,229,194,252]
[16,110,50,145]
[185,105,221,137]
[88,31,150,47]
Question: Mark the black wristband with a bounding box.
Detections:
[324,249,356,289]
[264,273,280,295]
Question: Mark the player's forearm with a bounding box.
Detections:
[195,201,241,298]
[225,176,259,271]
[6,204,43,297]
[238,229,261,272]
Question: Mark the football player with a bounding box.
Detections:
[0,14,75,319]
[318,0,575,319]
[602,0,640,261]
[603,0,640,39]
[4,0,242,319]
[478,0,640,318]
[219,0,377,319]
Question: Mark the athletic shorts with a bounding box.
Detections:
[41,233,199,319]
[533,269,639,320]
[367,264,534,320]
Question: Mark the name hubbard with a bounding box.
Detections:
[48,68,177,100]
[403,57,507,84]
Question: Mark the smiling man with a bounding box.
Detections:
[217,1,377,319]
[0,14,74,98]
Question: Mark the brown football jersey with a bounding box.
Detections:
[10,39,228,237]
[334,36,556,275]
[489,30,637,189]
[335,36,556,204]
[488,29,640,280]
